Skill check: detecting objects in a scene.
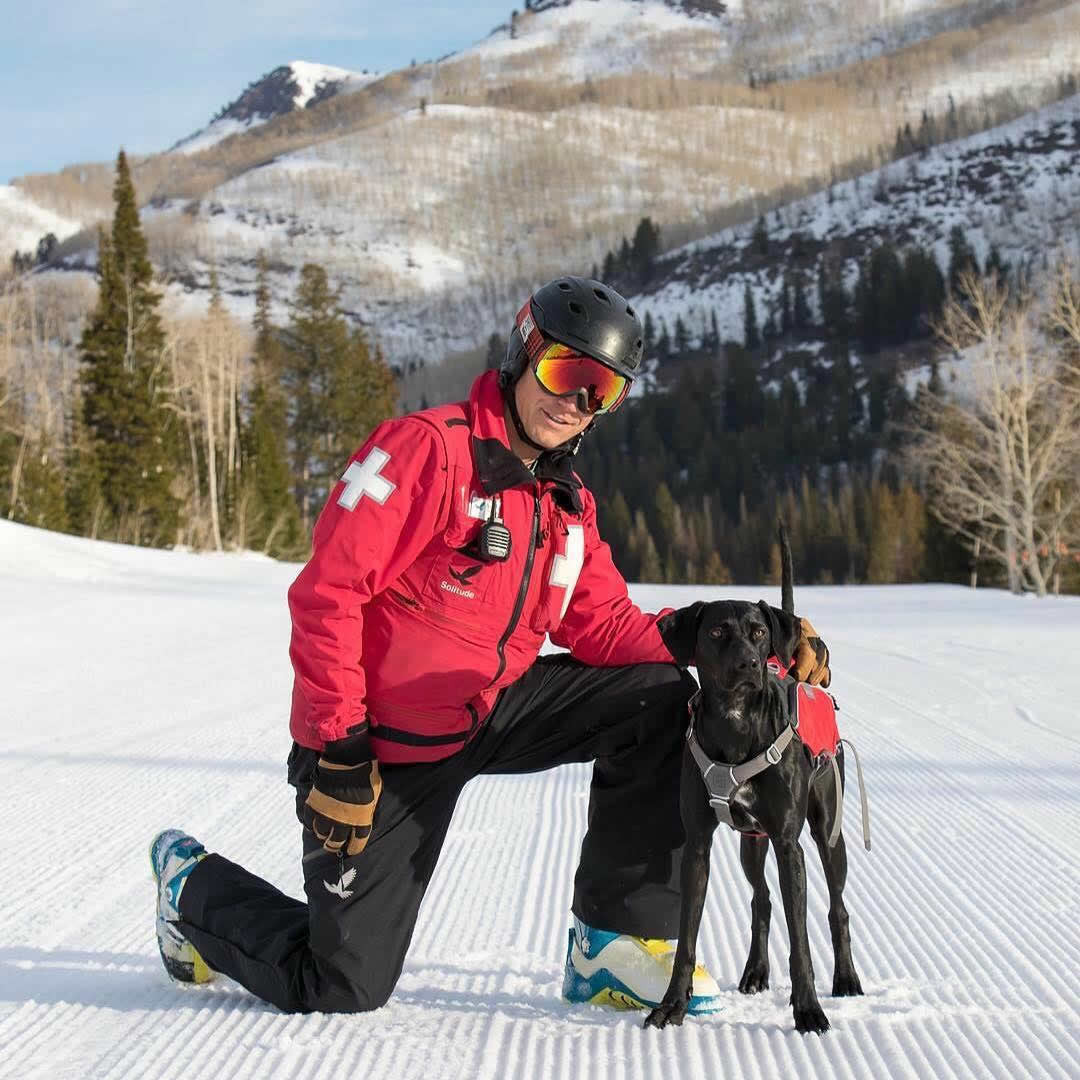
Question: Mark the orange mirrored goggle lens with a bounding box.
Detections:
[532,342,630,415]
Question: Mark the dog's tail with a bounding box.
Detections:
[778,519,794,615]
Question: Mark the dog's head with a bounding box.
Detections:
[658,600,801,693]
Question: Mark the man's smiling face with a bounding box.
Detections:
[512,364,594,451]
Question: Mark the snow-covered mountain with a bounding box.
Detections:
[634,92,1080,354]
[172,60,380,155]
[5,0,1080,381]
[0,184,82,254]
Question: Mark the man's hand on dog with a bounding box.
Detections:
[792,617,831,687]
[304,728,381,856]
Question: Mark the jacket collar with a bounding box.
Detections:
[467,371,584,515]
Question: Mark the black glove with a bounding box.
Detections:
[792,617,831,687]
[303,728,382,857]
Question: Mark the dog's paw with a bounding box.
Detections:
[832,971,863,997]
[738,965,770,995]
[793,1001,831,1035]
[643,999,688,1029]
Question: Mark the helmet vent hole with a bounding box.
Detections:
[558,281,572,291]
[568,301,585,315]
[593,288,611,304]
[625,304,636,318]
[635,338,642,349]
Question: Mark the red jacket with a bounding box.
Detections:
[288,370,676,763]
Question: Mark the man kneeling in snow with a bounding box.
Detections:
[150,275,831,1014]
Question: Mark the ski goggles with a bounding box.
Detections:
[532,342,631,415]
[515,300,631,415]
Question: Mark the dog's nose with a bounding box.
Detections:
[737,655,760,671]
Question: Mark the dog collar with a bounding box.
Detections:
[685,689,795,833]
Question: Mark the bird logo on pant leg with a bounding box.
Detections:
[324,867,357,899]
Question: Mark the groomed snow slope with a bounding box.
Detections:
[0,519,1077,1079]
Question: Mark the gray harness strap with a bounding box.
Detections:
[686,692,872,852]
[839,738,872,851]
[685,691,795,832]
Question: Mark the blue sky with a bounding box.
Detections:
[0,1,514,183]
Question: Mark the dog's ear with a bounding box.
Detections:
[658,602,706,667]
[756,600,800,668]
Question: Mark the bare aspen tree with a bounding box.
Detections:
[163,303,251,551]
[0,278,86,521]
[908,267,1080,596]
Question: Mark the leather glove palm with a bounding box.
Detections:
[303,731,382,857]
[792,617,831,687]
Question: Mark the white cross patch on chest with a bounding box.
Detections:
[550,524,585,619]
[337,447,396,511]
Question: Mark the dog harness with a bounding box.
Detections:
[685,690,794,837]
[686,668,871,851]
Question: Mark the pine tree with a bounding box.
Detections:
[752,215,769,256]
[9,441,67,530]
[643,311,656,354]
[78,150,176,545]
[673,315,690,357]
[947,225,980,293]
[630,217,661,285]
[701,549,733,585]
[281,263,398,531]
[793,271,811,330]
[244,253,302,555]
[743,283,760,350]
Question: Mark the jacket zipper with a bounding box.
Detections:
[486,490,540,688]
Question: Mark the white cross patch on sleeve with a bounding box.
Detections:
[550,525,585,620]
[337,447,396,511]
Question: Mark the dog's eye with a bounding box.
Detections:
[752,626,766,639]
[708,627,726,639]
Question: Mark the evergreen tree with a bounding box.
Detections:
[701,549,732,585]
[984,245,1009,285]
[752,215,769,256]
[855,243,904,352]
[902,246,946,338]
[818,259,850,348]
[673,315,690,357]
[743,283,760,350]
[643,311,656,355]
[78,150,176,545]
[281,263,398,531]
[653,482,677,557]
[708,309,720,353]
[9,441,68,530]
[630,217,661,285]
[244,253,302,555]
[947,225,980,293]
[792,271,811,330]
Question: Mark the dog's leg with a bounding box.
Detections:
[808,778,863,997]
[737,834,771,993]
[643,827,711,1028]
[773,837,830,1033]
[644,770,716,1030]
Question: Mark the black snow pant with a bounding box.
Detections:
[178,655,695,1013]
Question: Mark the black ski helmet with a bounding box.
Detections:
[499,276,645,392]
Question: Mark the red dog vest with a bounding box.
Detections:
[768,658,840,757]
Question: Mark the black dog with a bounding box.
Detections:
[645,577,863,1033]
